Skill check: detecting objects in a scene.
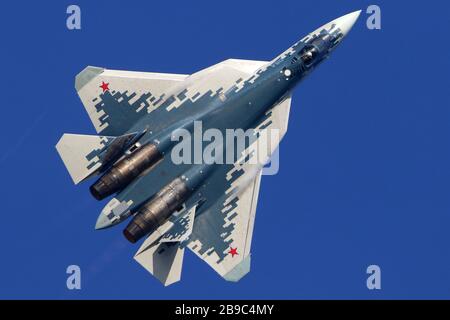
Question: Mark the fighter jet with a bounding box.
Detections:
[56,11,361,285]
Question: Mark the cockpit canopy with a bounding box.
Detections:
[299,45,319,66]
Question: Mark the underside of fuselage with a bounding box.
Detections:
[56,10,361,286]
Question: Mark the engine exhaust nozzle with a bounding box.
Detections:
[123,177,190,243]
[90,143,161,200]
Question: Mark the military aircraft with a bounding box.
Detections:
[56,11,361,286]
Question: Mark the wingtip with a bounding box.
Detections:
[75,66,105,91]
[223,255,251,282]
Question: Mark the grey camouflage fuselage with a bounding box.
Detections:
[56,11,361,285]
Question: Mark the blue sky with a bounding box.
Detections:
[0,0,449,299]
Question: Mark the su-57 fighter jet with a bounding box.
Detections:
[56,11,361,285]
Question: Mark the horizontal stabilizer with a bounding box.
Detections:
[134,241,184,286]
[56,131,143,184]
[133,204,198,286]
[56,134,114,184]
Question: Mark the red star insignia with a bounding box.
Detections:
[228,247,238,257]
[100,81,109,92]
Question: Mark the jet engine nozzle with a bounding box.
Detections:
[90,143,162,200]
[123,177,190,243]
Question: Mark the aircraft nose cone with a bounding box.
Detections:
[95,213,113,230]
[334,10,361,37]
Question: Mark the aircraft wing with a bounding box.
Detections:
[75,66,188,136]
[185,94,292,281]
[187,168,263,281]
